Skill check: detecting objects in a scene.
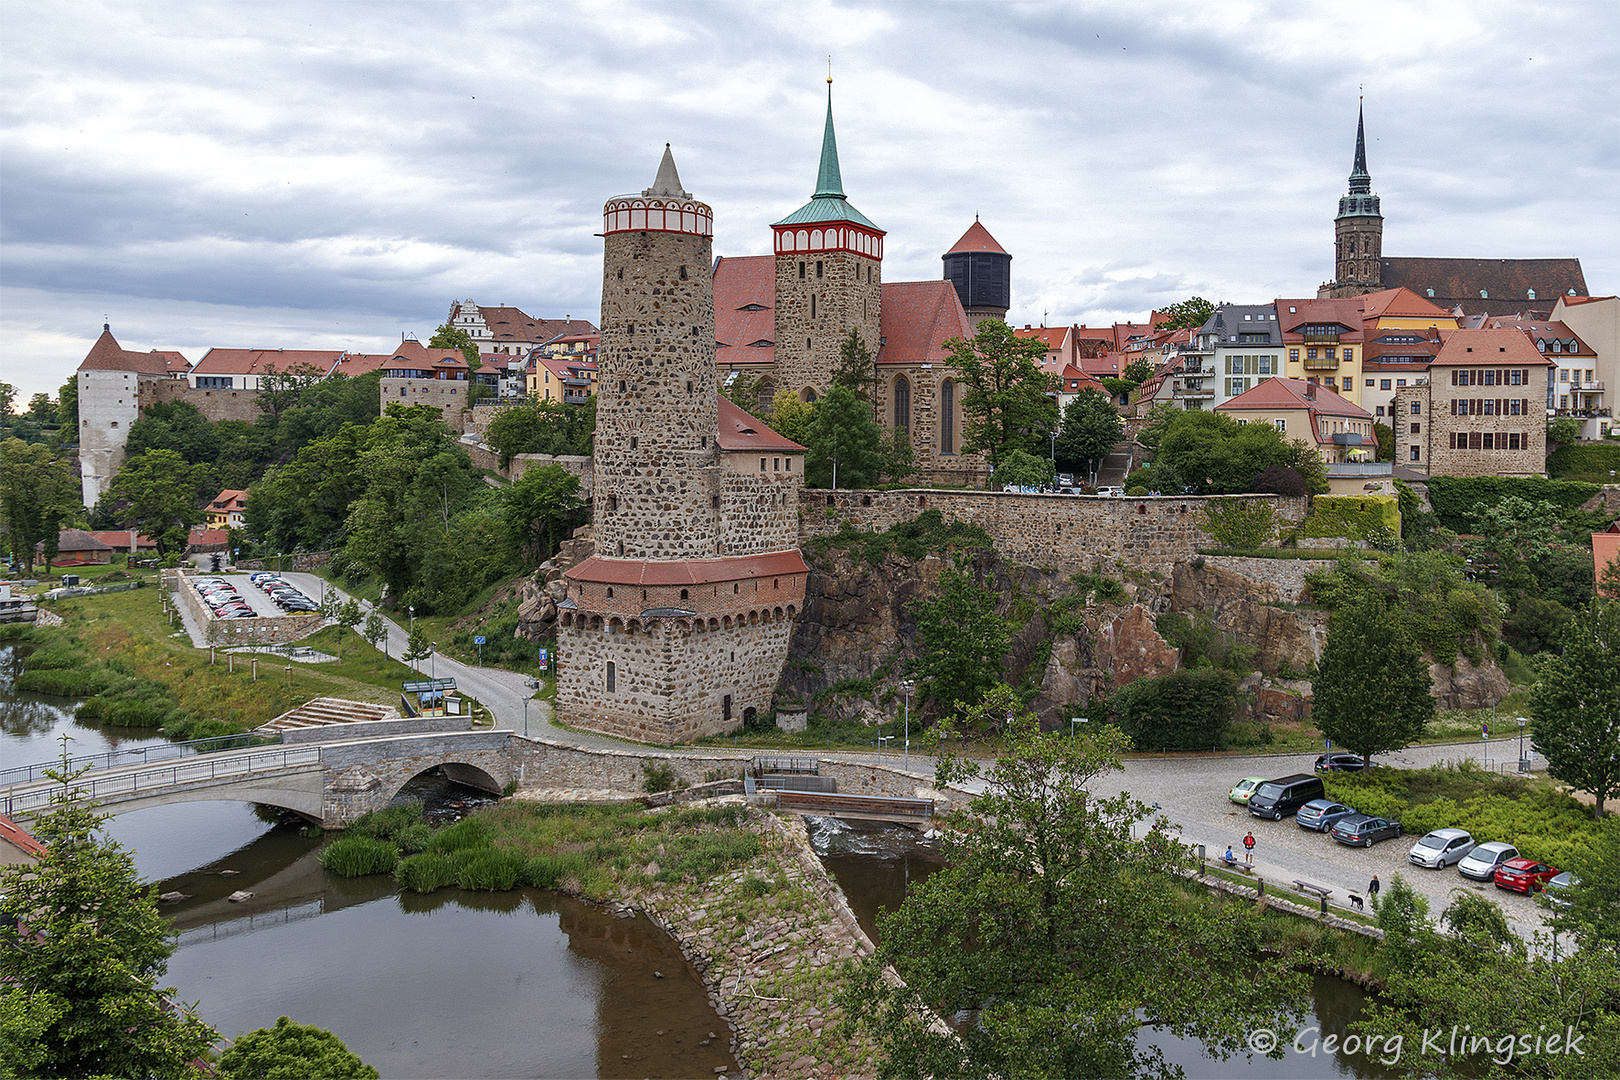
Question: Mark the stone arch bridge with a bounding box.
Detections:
[1,730,516,830]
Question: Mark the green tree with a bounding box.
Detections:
[1372,872,1433,970]
[1157,295,1216,333]
[428,322,481,368]
[0,753,219,1078]
[1373,421,1395,461]
[944,319,1058,474]
[1547,416,1582,447]
[720,370,769,415]
[0,439,78,575]
[0,382,14,419]
[908,553,1009,715]
[1198,498,1277,548]
[1531,599,1620,819]
[1053,390,1122,482]
[502,464,585,565]
[336,598,363,659]
[841,706,1305,1078]
[1312,602,1435,765]
[484,398,591,468]
[1547,813,1620,945]
[126,400,220,467]
[1152,409,1327,494]
[993,448,1052,490]
[1440,891,1524,960]
[1122,358,1154,384]
[1134,400,1180,451]
[108,448,208,555]
[878,426,917,485]
[362,612,388,664]
[256,363,326,428]
[218,1015,378,1079]
[767,389,813,446]
[830,328,880,404]
[403,626,432,672]
[57,374,78,432]
[1110,669,1239,751]
[804,385,883,489]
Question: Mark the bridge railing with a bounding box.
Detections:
[2,745,321,819]
[750,755,819,776]
[0,732,285,787]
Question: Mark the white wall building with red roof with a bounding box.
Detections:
[75,323,191,507]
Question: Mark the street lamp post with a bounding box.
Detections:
[1517,716,1529,772]
[430,643,436,679]
[408,605,415,632]
[901,680,913,770]
[524,697,530,739]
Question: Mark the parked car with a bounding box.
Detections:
[1330,813,1403,847]
[1409,828,1477,869]
[1543,871,1577,906]
[1228,777,1267,805]
[1495,858,1559,894]
[1056,474,1075,488]
[1315,752,1370,772]
[1296,800,1358,832]
[1458,841,1520,881]
[1099,486,1125,498]
[1247,774,1326,820]
[221,609,257,619]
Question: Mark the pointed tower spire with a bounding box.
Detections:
[1348,96,1371,195]
[643,143,690,199]
[813,75,844,199]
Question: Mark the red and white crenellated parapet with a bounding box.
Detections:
[771,223,883,259]
[603,195,713,237]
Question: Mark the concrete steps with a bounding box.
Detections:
[258,697,398,733]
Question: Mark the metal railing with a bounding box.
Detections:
[750,755,820,776]
[3,745,320,818]
[1,732,284,786]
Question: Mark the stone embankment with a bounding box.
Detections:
[625,808,888,1079]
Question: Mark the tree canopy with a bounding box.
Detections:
[1143,408,1328,495]
[0,439,78,574]
[217,1016,378,1079]
[908,553,1009,716]
[1053,390,1122,480]
[804,384,884,489]
[943,319,1058,476]
[1311,601,1435,764]
[841,701,1305,1077]
[1156,296,1217,333]
[1531,599,1620,819]
[428,322,481,368]
[484,398,595,468]
[108,448,209,554]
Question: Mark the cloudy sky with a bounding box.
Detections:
[4,0,1617,400]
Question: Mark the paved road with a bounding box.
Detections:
[283,574,1558,939]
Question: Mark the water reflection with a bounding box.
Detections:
[1,643,167,763]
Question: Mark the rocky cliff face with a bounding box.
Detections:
[514,528,597,642]
[1170,561,1328,676]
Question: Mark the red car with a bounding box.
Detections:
[1494,858,1558,894]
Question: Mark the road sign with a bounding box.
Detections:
[473,636,485,644]
[538,648,549,671]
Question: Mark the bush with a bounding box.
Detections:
[1109,669,1238,750]
[217,1015,378,1080]
[1547,441,1620,482]
[1250,464,1309,497]
[1424,477,1601,533]
[397,822,433,854]
[348,803,425,841]
[456,849,527,891]
[523,852,591,890]
[1155,611,1257,673]
[641,759,686,794]
[319,836,399,877]
[16,667,118,697]
[428,818,490,853]
[395,852,462,893]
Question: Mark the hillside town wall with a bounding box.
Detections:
[800,489,1310,573]
[719,452,802,555]
[141,378,263,424]
[1202,555,1336,603]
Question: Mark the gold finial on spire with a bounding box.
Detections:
[827,55,832,86]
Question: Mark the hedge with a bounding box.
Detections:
[1425,477,1601,532]
[1547,442,1620,482]
[1109,669,1237,751]
[1299,495,1400,541]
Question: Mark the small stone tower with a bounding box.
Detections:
[942,217,1011,328]
[771,79,885,401]
[1325,100,1384,297]
[557,147,809,745]
[593,145,720,560]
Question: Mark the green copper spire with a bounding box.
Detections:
[1348,97,1371,195]
[813,82,844,199]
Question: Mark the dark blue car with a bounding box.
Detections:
[1296,799,1357,832]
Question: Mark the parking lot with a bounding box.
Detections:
[189,574,319,619]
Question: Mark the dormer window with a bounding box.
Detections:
[1527,289,1536,300]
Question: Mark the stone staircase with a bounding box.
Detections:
[1093,440,1140,487]
[257,697,398,734]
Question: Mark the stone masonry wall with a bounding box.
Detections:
[1202,555,1335,603]
[380,377,474,423]
[1397,375,1545,478]
[719,452,802,555]
[801,489,1310,574]
[320,730,514,826]
[772,249,881,399]
[556,615,793,744]
[872,363,991,485]
[142,378,263,425]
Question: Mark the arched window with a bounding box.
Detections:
[894,376,910,431]
[941,379,955,453]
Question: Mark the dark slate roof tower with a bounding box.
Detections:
[1333,100,1384,292]
[770,78,885,402]
[942,218,1011,328]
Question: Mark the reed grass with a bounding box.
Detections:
[320,835,400,877]
[396,852,463,893]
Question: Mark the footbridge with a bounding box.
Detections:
[1,729,517,829]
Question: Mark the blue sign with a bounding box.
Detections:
[473,636,486,645]
[538,648,549,671]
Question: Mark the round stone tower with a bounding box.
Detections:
[595,146,721,560]
[942,217,1011,328]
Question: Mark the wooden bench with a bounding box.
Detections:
[1219,856,1255,875]
[1292,880,1333,900]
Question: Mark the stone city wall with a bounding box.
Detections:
[719,452,802,555]
[380,377,475,421]
[801,489,1310,574]
[141,379,264,425]
[234,551,332,572]
[511,452,594,491]
[1201,556,1336,604]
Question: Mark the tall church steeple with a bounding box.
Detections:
[770,77,885,401]
[1331,96,1383,293]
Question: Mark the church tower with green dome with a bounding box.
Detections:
[771,78,886,402]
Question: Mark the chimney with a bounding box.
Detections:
[1305,381,1317,400]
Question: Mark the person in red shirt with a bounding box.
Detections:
[1243,831,1255,866]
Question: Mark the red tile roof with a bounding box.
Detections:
[566,550,810,586]
[1059,364,1106,391]
[713,255,777,365]
[210,489,249,511]
[944,221,1008,256]
[327,352,395,378]
[1359,287,1454,322]
[1217,377,1371,420]
[1080,351,1124,377]
[718,397,807,452]
[1430,328,1553,367]
[1015,325,1072,351]
[1482,318,1596,355]
[186,528,230,550]
[476,307,596,343]
[77,327,189,375]
[0,814,47,859]
[1380,257,1587,316]
[1277,298,1367,341]
[87,530,156,550]
[191,348,345,376]
[52,529,113,554]
[876,280,973,364]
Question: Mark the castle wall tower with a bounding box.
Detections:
[558,147,809,745]
[594,146,721,560]
[942,218,1011,328]
[1324,101,1384,298]
[771,81,885,401]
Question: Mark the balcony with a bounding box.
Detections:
[562,391,592,405]
[1566,380,1606,392]
[1550,407,1613,419]
[1331,432,1368,446]
[1302,354,1341,371]
[1173,386,1215,400]
[1301,330,1342,344]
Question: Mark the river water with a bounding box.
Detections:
[8,637,1409,1079]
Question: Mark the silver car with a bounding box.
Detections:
[1457,841,1519,881]
[1409,828,1476,869]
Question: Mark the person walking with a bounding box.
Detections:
[1243,831,1255,866]
[1368,874,1381,902]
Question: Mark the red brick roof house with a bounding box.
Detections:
[41,528,113,566]
[206,489,249,529]
[0,812,48,865]
[87,530,157,553]
[713,255,778,369]
[1216,378,1376,463]
[188,348,345,391]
